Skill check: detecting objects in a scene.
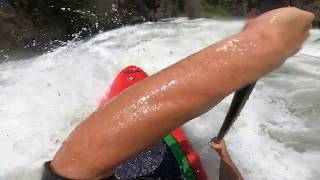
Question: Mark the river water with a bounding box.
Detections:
[0,18,319,180]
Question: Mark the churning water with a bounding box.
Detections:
[0,18,319,180]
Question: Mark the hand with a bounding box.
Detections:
[245,7,315,57]
[210,137,228,157]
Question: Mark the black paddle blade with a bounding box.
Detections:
[216,83,256,141]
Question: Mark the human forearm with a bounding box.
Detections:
[220,151,244,180]
[211,139,243,180]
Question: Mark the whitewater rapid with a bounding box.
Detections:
[0,18,319,180]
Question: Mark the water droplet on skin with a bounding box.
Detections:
[159,80,178,91]
[112,79,176,123]
[216,39,241,52]
[270,14,279,24]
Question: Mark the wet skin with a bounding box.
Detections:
[50,7,314,179]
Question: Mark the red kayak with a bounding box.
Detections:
[99,66,207,180]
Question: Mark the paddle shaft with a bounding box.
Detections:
[215,84,255,142]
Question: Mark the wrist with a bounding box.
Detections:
[245,27,285,52]
[238,27,288,71]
